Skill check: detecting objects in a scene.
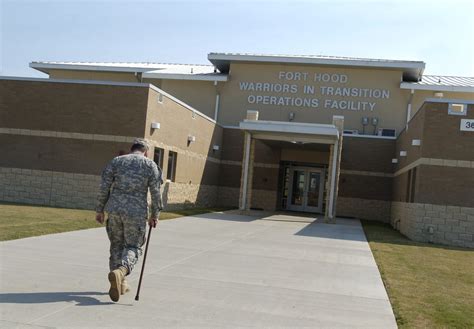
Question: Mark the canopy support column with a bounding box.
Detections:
[239,132,255,211]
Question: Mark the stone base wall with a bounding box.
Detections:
[0,167,220,211]
[337,197,392,222]
[161,181,219,210]
[0,167,100,209]
[391,201,474,248]
[216,186,240,208]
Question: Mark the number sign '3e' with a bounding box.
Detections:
[460,119,474,131]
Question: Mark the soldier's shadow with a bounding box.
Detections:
[0,291,115,306]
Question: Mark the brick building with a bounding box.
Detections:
[1,53,473,247]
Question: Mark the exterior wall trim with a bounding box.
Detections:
[400,82,474,93]
[30,62,155,73]
[0,75,148,87]
[424,97,474,104]
[221,160,279,169]
[343,134,396,140]
[0,127,136,143]
[142,72,228,82]
[208,53,425,80]
[340,169,393,178]
[394,157,474,177]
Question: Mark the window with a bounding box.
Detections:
[166,151,177,182]
[448,103,467,116]
[153,147,164,169]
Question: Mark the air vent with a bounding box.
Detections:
[377,128,396,137]
[343,130,359,135]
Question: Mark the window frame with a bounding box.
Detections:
[153,147,164,169]
[448,103,467,116]
[166,151,177,182]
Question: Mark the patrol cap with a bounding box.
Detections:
[132,138,150,150]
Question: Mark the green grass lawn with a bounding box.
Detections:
[0,202,229,241]
[362,220,474,329]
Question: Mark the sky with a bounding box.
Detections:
[1,0,473,78]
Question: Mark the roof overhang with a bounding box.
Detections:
[400,82,474,93]
[29,62,152,74]
[208,53,425,82]
[30,62,228,82]
[142,71,228,82]
[239,120,339,144]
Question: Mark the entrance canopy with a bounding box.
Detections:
[238,116,344,221]
[239,120,339,144]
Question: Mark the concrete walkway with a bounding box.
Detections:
[0,211,397,328]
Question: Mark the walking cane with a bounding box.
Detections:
[135,225,153,301]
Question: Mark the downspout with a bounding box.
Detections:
[214,80,220,121]
[135,72,143,83]
[406,89,414,131]
[214,93,220,121]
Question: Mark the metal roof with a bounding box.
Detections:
[400,75,474,92]
[29,61,228,81]
[208,52,425,81]
[29,57,474,91]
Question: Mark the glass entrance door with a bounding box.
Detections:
[289,169,306,211]
[288,167,325,213]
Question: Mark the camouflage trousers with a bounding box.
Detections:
[106,213,146,274]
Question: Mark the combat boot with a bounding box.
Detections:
[121,279,130,295]
[108,266,127,302]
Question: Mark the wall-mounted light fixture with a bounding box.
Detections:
[392,158,398,164]
[188,135,196,143]
[400,151,407,157]
[371,117,379,135]
[151,122,160,129]
[212,145,220,151]
[412,139,421,146]
[361,117,369,134]
[288,112,295,121]
[434,92,444,98]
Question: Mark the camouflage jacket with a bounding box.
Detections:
[95,152,163,218]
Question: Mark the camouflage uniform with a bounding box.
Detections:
[96,143,163,274]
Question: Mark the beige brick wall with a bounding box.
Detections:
[251,189,278,211]
[337,197,392,222]
[391,201,474,248]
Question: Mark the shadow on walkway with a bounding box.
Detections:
[295,221,367,242]
[0,291,113,306]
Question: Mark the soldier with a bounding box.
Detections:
[95,138,163,302]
